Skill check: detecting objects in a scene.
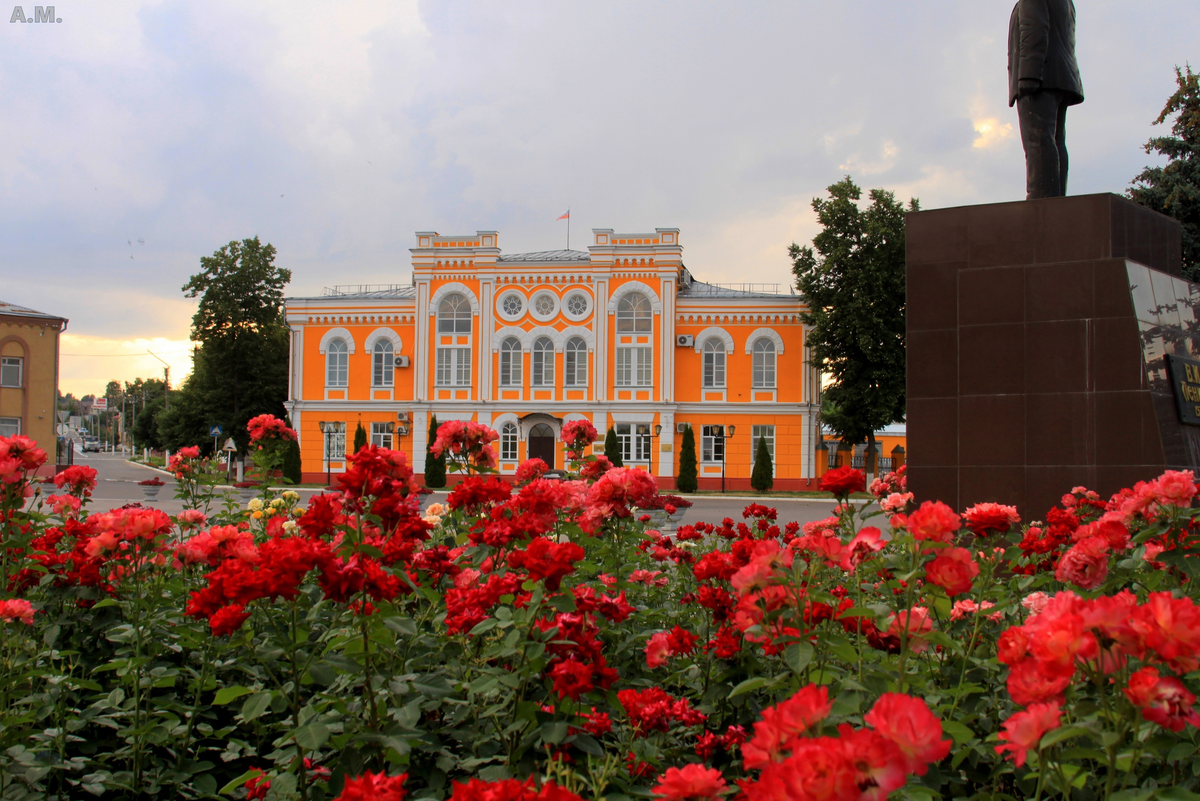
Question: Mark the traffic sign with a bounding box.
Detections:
[222,438,238,452]
[57,411,69,423]
[93,398,108,411]
[209,425,224,437]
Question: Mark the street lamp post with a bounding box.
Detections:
[319,421,331,488]
[720,424,736,493]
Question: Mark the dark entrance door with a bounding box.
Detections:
[528,424,556,466]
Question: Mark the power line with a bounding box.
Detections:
[61,349,193,357]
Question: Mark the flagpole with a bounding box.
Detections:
[567,207,570,250]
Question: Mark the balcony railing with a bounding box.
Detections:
[686,282,783,296]
[322,284,409,296]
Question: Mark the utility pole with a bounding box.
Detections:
[147,351,170,410]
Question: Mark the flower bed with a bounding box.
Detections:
[2,429,1200,800]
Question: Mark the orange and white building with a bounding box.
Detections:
[284,228,823,490]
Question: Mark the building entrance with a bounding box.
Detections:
[528,423,556,467]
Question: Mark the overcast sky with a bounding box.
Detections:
[1,0,1196,397]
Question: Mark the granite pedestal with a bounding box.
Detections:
[905,193,1195,516]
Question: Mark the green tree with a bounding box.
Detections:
[132,397,166,451]
[424,415,446,488]
[282,438,303,485]
[353,421,367,454]
[603,427,623,468]
[1129,65,1200,281]
[676,424,698,493]
[751,434,774,492]
[176,237,292,452]
[790,176,915,460]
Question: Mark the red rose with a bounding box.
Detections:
[819,466,866,497]
[994,702,1062,766]
[651,763,727,801]
[925,547,979,597]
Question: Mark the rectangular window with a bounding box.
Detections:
[750,425,775,468]
[324,422,346,460]
[564,348,588,386]
[616,347,652,387]
[701,425,725,463]
[0,357,22,388]
[436,347,471,386]
[616,423,652,463]
[500,426,519,461]
[373,351,394,387]
[370,422,393,449]
[0,417,19,437]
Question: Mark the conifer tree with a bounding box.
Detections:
[353,421,367,454]
[424,415,446,488]
[1129,66,1200,280]
[751,434,774,492]
[676,424,698,493]
[282,438,302,485]
[604,427,624,468]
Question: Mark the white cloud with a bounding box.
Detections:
[2,0,1198,397]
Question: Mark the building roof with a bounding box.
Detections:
[677,279,796,299]
[496,249,591,263]
[290,285,417,301]
[0,299,66,321]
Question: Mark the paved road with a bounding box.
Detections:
[58,450,845,527]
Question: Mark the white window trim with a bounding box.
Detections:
[318,327,356,354]
[0,357,22,388]
[496,289,527,322]
[562,289,594,322]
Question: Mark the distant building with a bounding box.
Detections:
[284,228,825,489]
[0,300,68,472]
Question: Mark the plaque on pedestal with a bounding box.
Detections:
[905,192,1193,515]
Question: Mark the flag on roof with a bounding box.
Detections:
[556,210,569,220]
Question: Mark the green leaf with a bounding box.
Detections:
[784,642,814,676]
[383,616,418,637]
[214,686,254,705]
[541,721,570,745]
[1038,724,1090,749]
[729,677,768,698]
[266,771,297,800]
[241,692,272,723]
[940,720,975,746]
[220,769,265,795]
[294,721,330,751]
[469,618,499,636]
[572,733,604,756]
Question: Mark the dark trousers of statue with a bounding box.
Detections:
[1017,89,1070,199]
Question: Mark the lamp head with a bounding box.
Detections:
[654,424,662,437]
[728,425,736,437]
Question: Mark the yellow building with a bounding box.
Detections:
[0,301,67,473]
[284,228,824,490]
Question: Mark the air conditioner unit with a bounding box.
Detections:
[395,355,410,368]
[676,334,694,348]
[675,422,690,434]
[396,424,410,437]
[397,412,410,423]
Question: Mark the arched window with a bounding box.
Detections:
[564,337,588,387]
[372,341,394,387]
[500,422,519,461]
[702,339,726,388]
[531,337,554,386]
[753,338,777,388]
[437,292,473,334]
[616,292,652,333]
[326,339,348,386]
[500,338,522,386]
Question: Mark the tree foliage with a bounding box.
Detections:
[1129,65,1200,281]
[353,421,367,455]
[751,434,774,492]
[676,425,698,493]
[604,427,623,468]
[282,438,302,485]
[170,237,292,452]
[791,176,914,456]
[424,415,446,488]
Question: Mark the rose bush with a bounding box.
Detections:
[2,431,1200,799]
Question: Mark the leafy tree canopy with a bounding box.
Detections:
[791,176,915,450]
[1129,65,1200,281]
[172,238,292,451]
